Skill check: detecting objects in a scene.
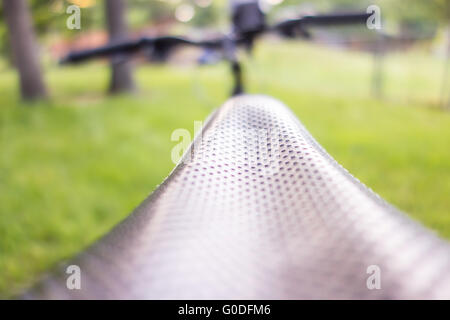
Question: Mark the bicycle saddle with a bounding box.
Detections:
[25,95,450,299]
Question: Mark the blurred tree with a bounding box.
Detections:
[383,0,450,108]
[277,0,370,12]
[2,0,47,101]
[0,0,101,60]
[105,0,135,94]
[125,0,175,27]
[191,2,219,27]
[148,0,173,23]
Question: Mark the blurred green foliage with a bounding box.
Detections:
[1,0,447,52]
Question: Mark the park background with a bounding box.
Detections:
[0,0,449,298]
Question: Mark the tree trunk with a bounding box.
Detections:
[441,25,450,110]
[3,0,47,101]
[105,0,135,94]
[372,33,385,100]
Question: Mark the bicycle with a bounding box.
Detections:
[25,2,450,299]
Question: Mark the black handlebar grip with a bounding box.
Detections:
[301,12,372,26]
[274,12,371,38]
[60,39,147,64]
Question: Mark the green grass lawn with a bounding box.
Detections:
[0,41,449,298]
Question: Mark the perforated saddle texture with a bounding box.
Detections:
[25,95,450,299]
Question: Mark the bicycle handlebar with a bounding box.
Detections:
[60,12,371,64]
